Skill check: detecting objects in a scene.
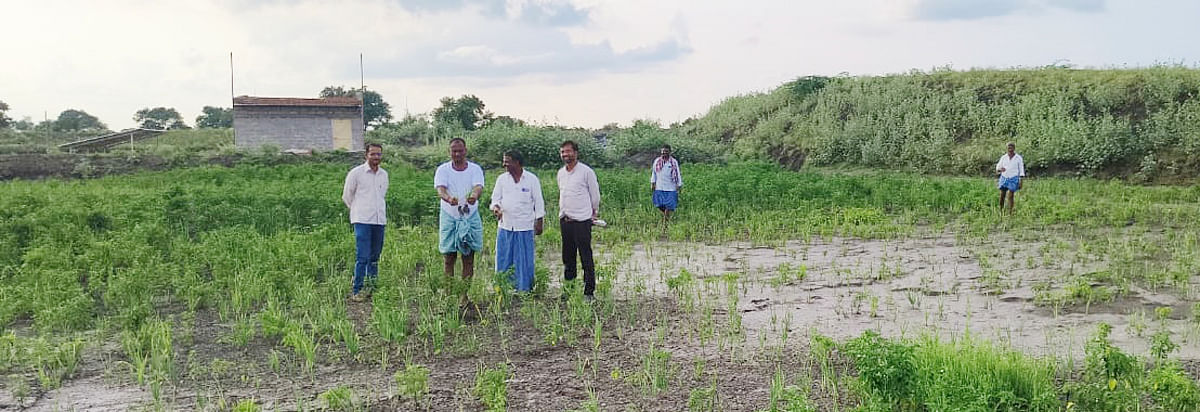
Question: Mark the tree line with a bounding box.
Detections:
[0,86,497,136]
[0,103,228,133]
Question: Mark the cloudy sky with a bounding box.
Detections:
[3,0,1198,130]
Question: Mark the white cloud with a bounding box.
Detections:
[1,0,1198,131]
[905,0,1106,21]
[437,45,536,66]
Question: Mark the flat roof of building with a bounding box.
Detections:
[233,96,362,107]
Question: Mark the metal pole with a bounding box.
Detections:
[360,53,366,133]
[231,52,236,145]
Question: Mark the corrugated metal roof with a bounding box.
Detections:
[233,96,362,107]
[58,128,167,152]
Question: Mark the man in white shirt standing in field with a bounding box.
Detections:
[342,143,388,302]
[435,138,485,291]
[557,140,601,301]
[996,141,1026,214]
[650,144,683,224]
[489,150,545,293]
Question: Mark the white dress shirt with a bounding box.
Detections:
[557,162,600,221]
[342,163,388,225]
[996,153,1026,178]
[490,170,545,232]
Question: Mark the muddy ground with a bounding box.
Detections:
[6,232,1198,411]
[613,233,1200,362]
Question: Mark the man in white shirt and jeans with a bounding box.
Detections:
[557,140,601,301]
[489,150,545,292]
[342,143,388,302]
[996,142,1026,214]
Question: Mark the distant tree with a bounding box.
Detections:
[54,109,107,131]
[598,122,622,134]
[195,106,233,128]
[432,95,493,131]
[134,107,188,130]
[13,117,34,131]
[487,115,526,128]
[369,114,434,146]
[319,86,392,128]
[0,100,11,128]
[786,75,830,101]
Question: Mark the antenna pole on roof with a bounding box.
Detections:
[230,52,235,104]
[360,53,366,132]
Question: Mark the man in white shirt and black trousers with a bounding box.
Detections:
[489,150,545,293]
[342,143,388,302]
[556,140,601,302]
[996,141,1026,214]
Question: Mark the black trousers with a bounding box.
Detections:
[560,218,595,295]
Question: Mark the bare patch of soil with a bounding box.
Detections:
[609,233,1200,362]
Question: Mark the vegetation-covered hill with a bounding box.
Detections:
[676,67,1200,180]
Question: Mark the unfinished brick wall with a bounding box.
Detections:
[233,106,364,151]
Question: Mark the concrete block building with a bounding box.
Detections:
[233,96,364,151]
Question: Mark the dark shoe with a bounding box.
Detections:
[584,294,595,303]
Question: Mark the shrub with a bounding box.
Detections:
[844,331,1059,411]
[474,363,510,411]
[604,119,725,166]
[395,364,430,400]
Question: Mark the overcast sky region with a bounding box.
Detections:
[3,0,1199,130]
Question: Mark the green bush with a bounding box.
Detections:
[401,124,602,170]
[474,362,510,411]
[844,331,1059,411]
[395,364,430,400]
[843,331,916,403]
[1064,323,1143,411]
[1065,322,1200,412]
[471,124,602,169]
[319,385,355,410]
[1147,362,1200,412]
[604,119,726,166]
[369,115,437,147]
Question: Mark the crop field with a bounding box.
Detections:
[2,160,1199,411]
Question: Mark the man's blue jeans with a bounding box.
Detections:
[353,223,385,295]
